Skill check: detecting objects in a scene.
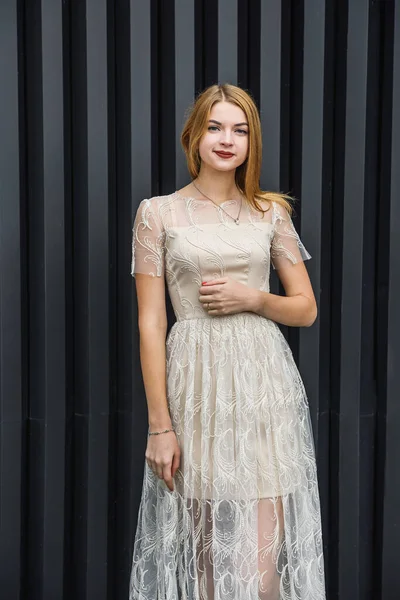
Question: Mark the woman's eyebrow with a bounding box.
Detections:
[208,119,249,127]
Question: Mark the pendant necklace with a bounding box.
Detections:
[192,181,243,225]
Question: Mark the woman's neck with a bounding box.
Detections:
[193,168,239,202]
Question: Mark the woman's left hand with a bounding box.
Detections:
[199,276,256,316]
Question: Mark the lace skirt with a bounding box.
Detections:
[129,313,326,600]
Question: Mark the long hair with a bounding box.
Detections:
[180,83,294,216]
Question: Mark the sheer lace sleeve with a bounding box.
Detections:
[270,202,312,270]
[131,198,166,277]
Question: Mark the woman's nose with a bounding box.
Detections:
[220,130,233,144]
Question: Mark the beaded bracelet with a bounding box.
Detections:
[148,427,175,437]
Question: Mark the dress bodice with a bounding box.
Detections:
[131,191,311,322]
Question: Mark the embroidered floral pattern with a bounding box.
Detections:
[129,192,325,600]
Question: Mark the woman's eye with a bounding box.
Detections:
[207,126,248,134]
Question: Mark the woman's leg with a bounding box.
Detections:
[258,497,284,600]
[188,497,215,600]
[187,495,284,599]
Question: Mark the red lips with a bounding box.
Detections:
[214,151,234,158]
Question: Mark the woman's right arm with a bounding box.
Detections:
[135,273,180,492]
[136,272,169,428]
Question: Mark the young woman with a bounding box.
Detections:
[129,84,326,600]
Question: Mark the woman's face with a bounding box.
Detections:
[198,101,249,172]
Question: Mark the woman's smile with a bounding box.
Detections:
[214,150,235,159]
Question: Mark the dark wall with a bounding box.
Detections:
[0,1,399,599]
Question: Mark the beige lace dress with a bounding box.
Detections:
[129,191,326,600]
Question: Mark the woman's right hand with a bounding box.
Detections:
[145,430,181,492]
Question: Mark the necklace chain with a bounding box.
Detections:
[191,181,242,225]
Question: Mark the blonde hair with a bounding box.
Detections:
[180,83,294,216]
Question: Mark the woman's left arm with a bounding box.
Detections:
[198,262,317,328]
[248,261,317,327]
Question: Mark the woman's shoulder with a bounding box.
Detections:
[137,192,179,211]
[140,191,183,204]
[135,192,183,229]
[255,195,293,219]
